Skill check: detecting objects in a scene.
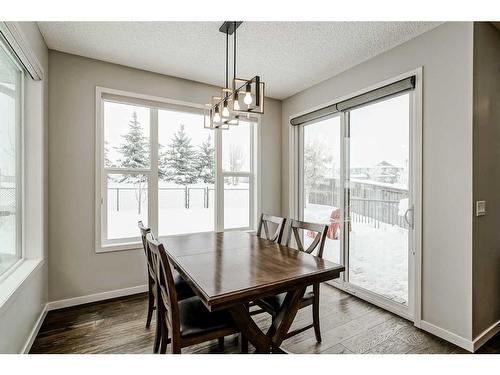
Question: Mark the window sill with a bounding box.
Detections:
[96,229,257,253]
[0,258,44,311]
[96,242,142,254]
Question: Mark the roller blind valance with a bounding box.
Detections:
[0,22,44,81]
[290,76,415,126]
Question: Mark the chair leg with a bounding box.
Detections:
[172,342,181,354]
[312,287,321,343]
[239,302,249,353]
[218,337,224,349]
[153,306,161,353]
[240,333,248,353]
[160,313,169,354]
[146,288,154,328]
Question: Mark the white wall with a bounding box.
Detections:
[281,23,474,342]
[48,51,282,302]
[0,22,48,353]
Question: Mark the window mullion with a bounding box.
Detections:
[215,128,223,232]
[149,108,159,235]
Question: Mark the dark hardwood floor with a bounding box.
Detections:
[30,284,499,354]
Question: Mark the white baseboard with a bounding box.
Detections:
[46,284,148,311]
[473,319,500,352]
[21,303,48,354]
[420,320,473,352]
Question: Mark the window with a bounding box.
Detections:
[222,124,254,229]
[302,116,341,264]
[158,108,215,236]
[0,38,23,277]
[96,89,258,251]
[103,102,150,242]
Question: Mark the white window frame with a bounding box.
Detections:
[289,68,423,325]
[217,122,258,232]
[95,87,259,253]
[0,35,25,282]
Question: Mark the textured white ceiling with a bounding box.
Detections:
[37,22,441,99]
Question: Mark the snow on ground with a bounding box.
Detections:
[305,203,408,305]
[107,184,249,239]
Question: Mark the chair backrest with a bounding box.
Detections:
[138,221,155,281]
[256,213,287,244]
[285,219,328,258]
[146,233,181,338]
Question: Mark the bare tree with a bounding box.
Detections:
[228,145,245,185]
[304,139,332,201]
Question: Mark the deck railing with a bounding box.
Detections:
[308,178,409,229]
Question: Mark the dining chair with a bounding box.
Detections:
[146,233,239,354]
[255,219,328,343]
[256,213,287,244]
[138,222,195,352]
[242,213,288,350]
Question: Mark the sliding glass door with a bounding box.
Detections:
[300,91,415,318]
[346,93,411,307]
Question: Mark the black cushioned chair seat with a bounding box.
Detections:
[173,272,196,301]
[179,296,234,338]
[259,286,314,313]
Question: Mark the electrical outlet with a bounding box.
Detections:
[476,200,486,217]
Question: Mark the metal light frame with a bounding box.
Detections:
[204,21,265,130]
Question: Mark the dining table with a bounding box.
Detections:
[164,230,345,353]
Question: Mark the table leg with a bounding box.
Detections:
[228,286,307,353]
[228,304,272,353]
[267,286,306,348]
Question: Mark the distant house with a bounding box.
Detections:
[349,161,403,184]
[371,161,403,184]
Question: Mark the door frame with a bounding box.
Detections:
[288,67,423,326]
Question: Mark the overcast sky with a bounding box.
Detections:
[305,93,409,169]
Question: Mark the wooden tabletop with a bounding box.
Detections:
[164,231,344,311]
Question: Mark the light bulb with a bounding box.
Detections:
[233,93,240,110]
[244,83,252,106]
[244,92,252,106]
[213,105,221,122]
[222,101,230,117]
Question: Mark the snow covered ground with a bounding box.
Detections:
[305,203,408,305]
[107,183,250,239]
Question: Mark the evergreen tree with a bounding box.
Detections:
[115,111,149,170]
[114,111,149,214]
[195,134,215,184]
[160,124,198,185]
[104,140,113,167]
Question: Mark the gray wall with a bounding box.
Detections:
[0,22,49,353]
[281,22,474,341]
[472,22,500,338]
[48,51,282,301]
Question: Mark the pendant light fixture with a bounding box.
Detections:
[204,21,265,130]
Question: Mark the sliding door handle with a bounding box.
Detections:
[404,206,414,229]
